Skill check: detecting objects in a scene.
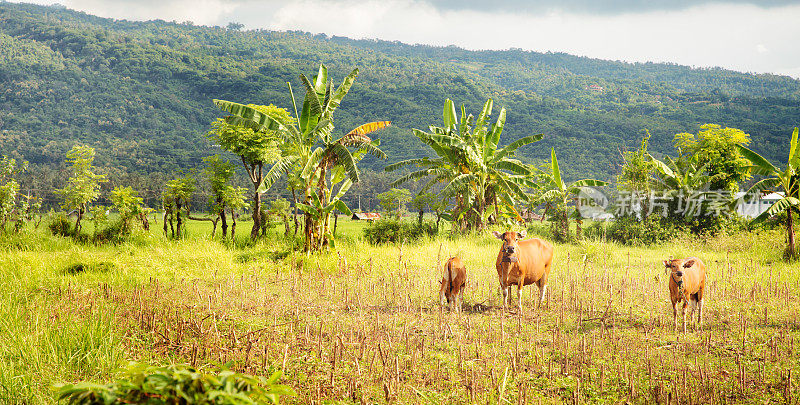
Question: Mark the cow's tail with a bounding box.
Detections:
[445,259,453,290]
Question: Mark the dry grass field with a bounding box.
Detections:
[1,218,799,404]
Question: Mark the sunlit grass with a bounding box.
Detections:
[0,217,798,403]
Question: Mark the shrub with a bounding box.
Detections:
[56,362,294,404]
[48,212,74,237]
[363,219,437,245]
[604,215,681,246]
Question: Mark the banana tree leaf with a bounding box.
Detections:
[570,179,607,188]
[257,156,299,193]
[494,133,542,161]
[324,68,358,119]
[213,100,287,132]
[314,64,328,95]
[345,121,391,137]
[296,202,320,218]
[737,144,779,176]
[650,157,675,178]
[329,143,359,183]
[551,148,564,191]
[384,157,435,172]
[475,99,493,133]
[332,199,352,216]
[354,140,387,160]
[440,173,477,199]
[443,99,457,130]
[789,127,800,171]
[301,148,325,181]
[743,177,780,196]
[751,196,800,224]
[488,107,507,149]
[333,179,354,201]
[300,74,323,117]
[493,160,532,175]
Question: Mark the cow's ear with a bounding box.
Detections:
[492,231,505,240]
[683,259,696,268]
[663,260,670,267]
[517,230,527,239]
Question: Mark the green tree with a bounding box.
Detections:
[162,176,195,239]
[738,127,800,259]
[617,133,655,216]
[268,197,292,237]
[201,155,244,239]
[214,64,389,251]
[207,105,286,240]
[377,188,412,219]
[674,124,752,193]
[536,148,607,240]
[0,156,27,232]
[410,192,436,225]
[56,146,106,235]
[387,98,541,231]
[109,186,144,233]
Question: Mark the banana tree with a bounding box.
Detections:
[536,148,607,240]
[386,98,541,230]
[649,155,723,218]
[737,127,800,258]
[214,64,389,251]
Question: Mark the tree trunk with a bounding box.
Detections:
[575,198,582,240]
[246,162,264,240]
[251,188,262,239]
[220,208,228,239]
[788,208,796,258]
[333,212,338,237]
[176,201,183,239]
[75,204,84,235]
[418,210,423,225]
[291,187,299,237]
[230,207,237,241]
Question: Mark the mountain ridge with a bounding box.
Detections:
[1,1,799,190]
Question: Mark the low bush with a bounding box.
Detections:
[48,213,74,238]
[363,219,437,245]
[56,362,294,404]
[601,215,681,246]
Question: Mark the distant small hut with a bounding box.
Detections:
[519,209,543,223]
[351,212,381,222]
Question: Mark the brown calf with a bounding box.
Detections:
[494,230,554,312]
[439,256,466,312]
[664,257,707,332]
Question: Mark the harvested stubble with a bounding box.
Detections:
[1,225,799,404]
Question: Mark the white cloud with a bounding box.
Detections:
[10,0,800,78]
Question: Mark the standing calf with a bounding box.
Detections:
[664,257,707,333]
[439,256,466,312]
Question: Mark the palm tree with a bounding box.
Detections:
[536,149,607,240]
[214,64,389,251]
[387,98,541,230]
[737,127,800,258]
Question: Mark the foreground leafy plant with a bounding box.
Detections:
[56,362,294,404]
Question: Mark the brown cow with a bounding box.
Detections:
[664,257,707,333]
[493,230,554,312]
[439,256,466,312]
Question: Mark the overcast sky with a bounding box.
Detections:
[15,0,800,78]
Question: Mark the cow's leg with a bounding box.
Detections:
[688,298,698,331]
[501,285,508,312]
[537,278,548,310]
[681,302,688,334]
[673,300,679,332]
[517,282,523,313]
[697,287,705,327]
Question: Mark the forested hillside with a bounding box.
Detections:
[2,1,800,194]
